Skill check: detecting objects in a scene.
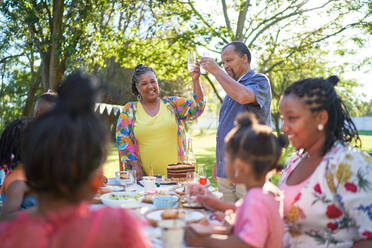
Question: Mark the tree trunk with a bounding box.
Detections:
[22,66,42,116]
[204,75,223,103]
[235,1,250,41]
[49,0,64,90]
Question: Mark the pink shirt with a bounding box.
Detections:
[0,202,152,248]
[234,184,284,248]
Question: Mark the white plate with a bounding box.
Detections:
[145,209,206,224]
[101,185,124,191]
[175,187,185,194]
[100,192,142,208]
[175,186,220,197]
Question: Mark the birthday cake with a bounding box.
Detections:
[167,163,195,181]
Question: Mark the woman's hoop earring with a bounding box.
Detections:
[137,95,143,101]
[317,124,324,131]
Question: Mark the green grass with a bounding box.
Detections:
[104,129,372,185]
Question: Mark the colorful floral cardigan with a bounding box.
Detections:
[279,142,372,248]
[116,95,205,169]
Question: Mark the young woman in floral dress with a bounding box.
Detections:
[279,75,372,247]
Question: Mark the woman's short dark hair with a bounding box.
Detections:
[23,71,109,201]
[131,63,156,97]
[224,113,288,178]
[0,118,32,172]
[283,75,360,155]
[222,41,252,64]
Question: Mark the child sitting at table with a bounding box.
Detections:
[0,71,151,248]
[0,118,36,218]
[185,112,288,248]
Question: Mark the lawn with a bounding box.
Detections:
[104,129,372,187]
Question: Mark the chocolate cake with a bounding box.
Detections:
[167,163,195,181]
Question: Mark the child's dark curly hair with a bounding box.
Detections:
[225,112,288,177]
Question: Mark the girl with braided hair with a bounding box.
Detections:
[279,76,372,247]
[116,63,205,179]
[0,118,36,217]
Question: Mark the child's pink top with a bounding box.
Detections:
[0,202,152,248]
[234,183,284,248]
[280,177,310,216]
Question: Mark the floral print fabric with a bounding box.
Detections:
[279,142,372,247]
[116,94,205,169]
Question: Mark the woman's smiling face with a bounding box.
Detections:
[279,94,323,151]
[136,71,159,102]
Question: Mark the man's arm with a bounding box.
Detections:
[211,68,256,104]
[201,57,256,104]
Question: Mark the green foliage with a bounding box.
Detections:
[0,68,43,131]
[1,0,371,129]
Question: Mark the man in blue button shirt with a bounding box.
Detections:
[201,41,271,202]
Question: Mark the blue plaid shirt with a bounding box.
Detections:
[216,70,271,178]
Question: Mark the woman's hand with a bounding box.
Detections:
[190,61,201,81]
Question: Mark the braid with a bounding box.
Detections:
[131,63,156,97]
[0,118,32,171]
[284,76,360,155]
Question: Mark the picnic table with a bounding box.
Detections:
[94,178,217,248]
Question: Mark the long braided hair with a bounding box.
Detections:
[0,118,32,173]
[131,63,156,97]
[283,75,360,155]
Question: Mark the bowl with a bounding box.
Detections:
[100,192,142,208]
[152,195,179,209]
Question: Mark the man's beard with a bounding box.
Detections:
[227,69,237,80]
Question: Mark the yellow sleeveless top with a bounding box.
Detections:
[134,101,179,176]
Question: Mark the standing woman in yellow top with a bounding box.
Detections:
[116,63,205,179]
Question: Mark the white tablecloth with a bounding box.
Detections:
[99,178,196,248]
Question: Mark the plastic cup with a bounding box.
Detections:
[158,219,186,248]
[143,176,156,192]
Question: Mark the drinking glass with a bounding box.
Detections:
[185,172,195,204]
[187,51,196,72]
[127,169,136,187]
[200,52,209,75]
[198,164,207,185]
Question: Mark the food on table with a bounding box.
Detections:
[167,163,195,181]
[161,209,185,220]
[119,172,130,179]
[142,194,154,204]
[183,201,203,208]
[108,193,141,201]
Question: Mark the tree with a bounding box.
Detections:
[177,0,371,129]
[0,0,210,123]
